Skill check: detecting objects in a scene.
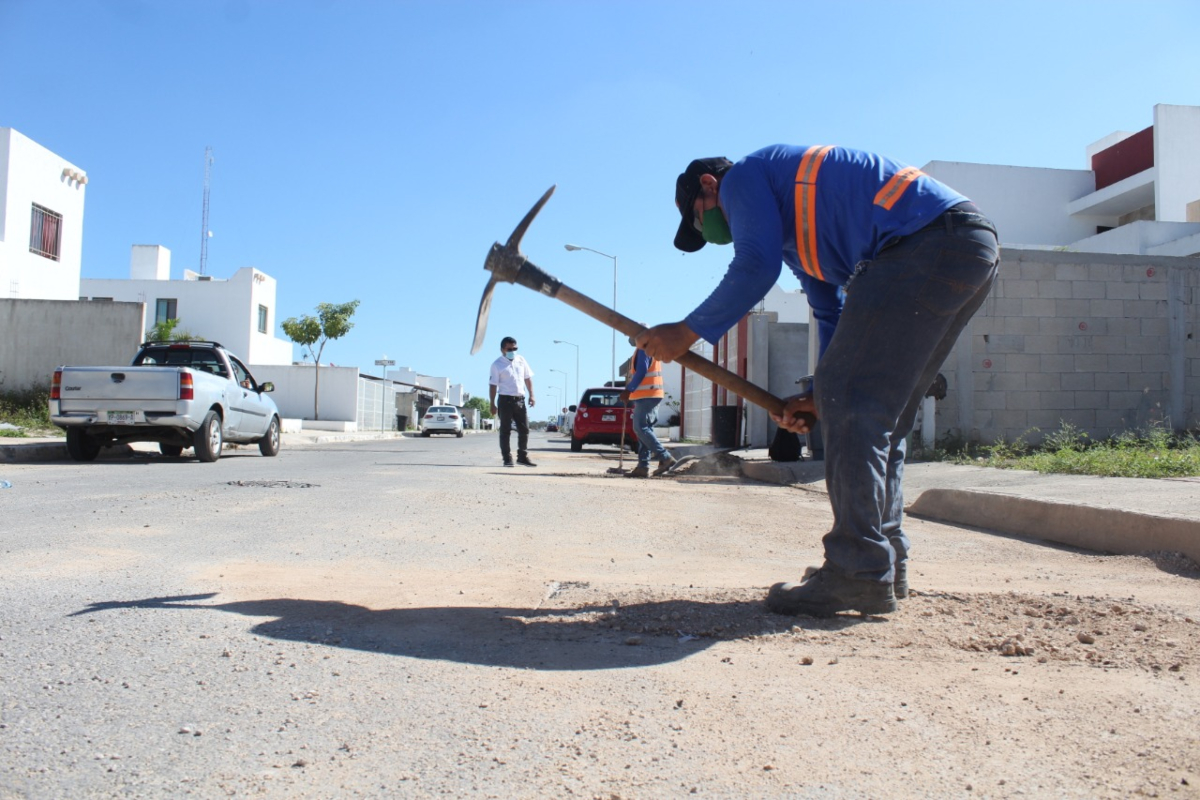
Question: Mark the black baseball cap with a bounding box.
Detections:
[674,156,733,252]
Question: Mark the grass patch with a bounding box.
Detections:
[920,423,1200,479]
[0,385,58,437]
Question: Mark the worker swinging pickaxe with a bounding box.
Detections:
[471,185,816,428]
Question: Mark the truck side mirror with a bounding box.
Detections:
[260,381,275,393]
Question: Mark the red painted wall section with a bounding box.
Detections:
[1092,125,1154,190]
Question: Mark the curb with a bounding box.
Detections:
[738,457,825,486]
[716,451,1200,565]
[1,441,134,464]
[907,488,1200,566]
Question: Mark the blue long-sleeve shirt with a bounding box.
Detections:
[684,145,968,355]
[626,349,651,392]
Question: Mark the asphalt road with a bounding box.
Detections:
[1,432,1198,798]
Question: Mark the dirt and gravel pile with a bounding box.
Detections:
[521,579,1198,674]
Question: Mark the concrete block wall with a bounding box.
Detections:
[937,248,1199,445]
[0,299,145,391]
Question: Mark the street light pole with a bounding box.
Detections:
[552,339,579,407]
[564,244,617,386]
[549,368,568,414]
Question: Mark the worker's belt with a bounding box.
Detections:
[922,202,998,237]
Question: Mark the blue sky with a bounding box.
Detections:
[3,0,1198,412]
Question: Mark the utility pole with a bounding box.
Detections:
[199,146,214,275]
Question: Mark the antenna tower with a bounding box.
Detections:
[199,146,214,275]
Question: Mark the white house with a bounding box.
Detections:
[922,103,1200,255]
[81,245,293,365]
[0,127,88,301]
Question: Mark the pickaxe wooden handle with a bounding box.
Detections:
[551,284,793,418]
[472,186,814,425]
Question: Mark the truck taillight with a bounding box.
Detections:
[51,370,62,400]
[179,372,194,400]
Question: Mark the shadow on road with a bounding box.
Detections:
[69,592,877,671]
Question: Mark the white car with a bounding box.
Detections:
[420,405,464,437]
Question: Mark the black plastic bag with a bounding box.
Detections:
[768,426,802,462]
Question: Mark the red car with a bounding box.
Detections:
[569,387,638,452]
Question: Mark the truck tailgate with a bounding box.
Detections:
[57,366,183,414]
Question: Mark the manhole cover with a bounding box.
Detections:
[226,480,319,489]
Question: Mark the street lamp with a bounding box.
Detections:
[564,244,617,385]
[544,389,561,420]
[552,339,579,407]
[549,368,568,413]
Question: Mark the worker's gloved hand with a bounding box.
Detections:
[618,390,631,405]
[770,394,818,435]
[636,321,700,362]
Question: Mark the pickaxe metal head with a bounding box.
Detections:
[470,185,562,354]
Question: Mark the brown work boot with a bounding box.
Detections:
[894,561,909,599]
[766,563,897,617]
[805,561,909,599]
[653,457,679,476]
[625,464,650,478]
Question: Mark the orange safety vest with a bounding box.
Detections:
[793,145,926,283]
[628,353,664,401]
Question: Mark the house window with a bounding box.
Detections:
[257,304,269,334]
[29,204,63,261]
[155,298,178,323]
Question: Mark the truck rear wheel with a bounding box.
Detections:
[194,411,223,462]
[66,429,102,462]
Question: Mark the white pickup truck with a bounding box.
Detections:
[50,341,282,463]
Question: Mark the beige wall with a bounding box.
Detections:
[0,299,145,391]
[938,248,1198,445]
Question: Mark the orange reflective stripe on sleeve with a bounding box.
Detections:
[794,145,832,282]
[873,166,924,211]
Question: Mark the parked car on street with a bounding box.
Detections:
[569,387,637,452]
[421,405,464,437]
[50,340,281,463]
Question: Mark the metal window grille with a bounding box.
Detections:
[155,298,178,323]
[29,204,62,261]
[257,304,268,334]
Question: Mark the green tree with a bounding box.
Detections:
[145,319,202,342]
[464,395,492,420]
[281,300,361,421]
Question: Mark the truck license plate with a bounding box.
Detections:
[602,414,616,422]
[105,411,137,424]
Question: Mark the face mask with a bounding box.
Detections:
[701,207,733,245]
[504,350,516,361]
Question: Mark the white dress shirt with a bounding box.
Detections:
[490,354,534,397]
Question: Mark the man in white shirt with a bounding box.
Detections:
[488,336,536,467]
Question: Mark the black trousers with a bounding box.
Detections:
[497,395,529,460]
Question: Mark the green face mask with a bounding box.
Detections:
[701,207,733,245]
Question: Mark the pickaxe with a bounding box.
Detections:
[471,186,815,427]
